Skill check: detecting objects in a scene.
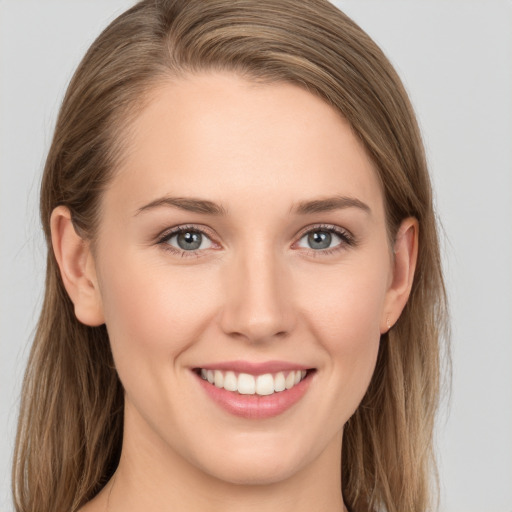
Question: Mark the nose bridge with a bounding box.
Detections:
[220,240,295,343]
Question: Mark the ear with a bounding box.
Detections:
[50,206,105,326]
[380,217,419,333]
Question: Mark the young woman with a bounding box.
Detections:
[12,1,448,511]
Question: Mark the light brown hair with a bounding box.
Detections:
[13,1,449,511]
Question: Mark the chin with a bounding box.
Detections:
[201,456,303,486]
[186,431,326,487]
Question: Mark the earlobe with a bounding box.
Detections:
[50,206,105,326]
[381,217,419,333]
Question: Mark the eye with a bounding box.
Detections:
[295,225,355,254]
[157,223,355,259]
[158,226,214,256]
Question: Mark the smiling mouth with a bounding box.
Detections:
[195,368,312,396]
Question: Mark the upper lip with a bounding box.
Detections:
[194,360,312,375]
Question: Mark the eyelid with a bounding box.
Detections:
[294,223,353,242]
[156,224,217,243]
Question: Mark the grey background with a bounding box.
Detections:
[1,1,511,511]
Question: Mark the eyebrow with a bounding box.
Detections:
[291,195,371,215]
[136,196,228,216]
[135,194,371,216]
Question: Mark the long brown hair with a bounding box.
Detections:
[13,1,449,511]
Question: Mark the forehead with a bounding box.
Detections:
[105,72,384,220]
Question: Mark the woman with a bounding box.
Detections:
[12,1,448,511]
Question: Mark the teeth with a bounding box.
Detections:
[214,370,224,388]
[256,374,274,396]
[223,371,237,391]
[274,372,286,392]
[285,371,295,390]
[199,368,308,396]
[238,373,256,394]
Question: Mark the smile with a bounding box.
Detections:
[198,369,308,396]
[194,363,315,419]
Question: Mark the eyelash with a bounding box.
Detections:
[156,224,356,259]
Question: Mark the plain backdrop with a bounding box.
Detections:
[1,1,511,511]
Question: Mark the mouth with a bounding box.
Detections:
[193,364,316,419]
[194,368,311,396]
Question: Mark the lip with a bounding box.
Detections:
[197,360,310,375]
[193,361,315,419]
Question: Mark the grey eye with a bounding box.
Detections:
[167,230,213,251]
[297,229,343,250]
[307,231,332,249]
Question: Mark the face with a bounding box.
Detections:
[90,72,397,485]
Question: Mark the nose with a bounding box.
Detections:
[219,245,296,344]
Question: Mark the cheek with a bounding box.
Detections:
[96,251,218,380]
[304,258,388,337]
[300,260,388,400]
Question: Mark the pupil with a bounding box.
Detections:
[308,231,331,249]
[178,231,202,250]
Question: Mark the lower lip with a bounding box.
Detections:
[195,372,313,419]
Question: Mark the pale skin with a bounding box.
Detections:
[51,72,418,512]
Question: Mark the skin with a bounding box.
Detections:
[51,72,418,512]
